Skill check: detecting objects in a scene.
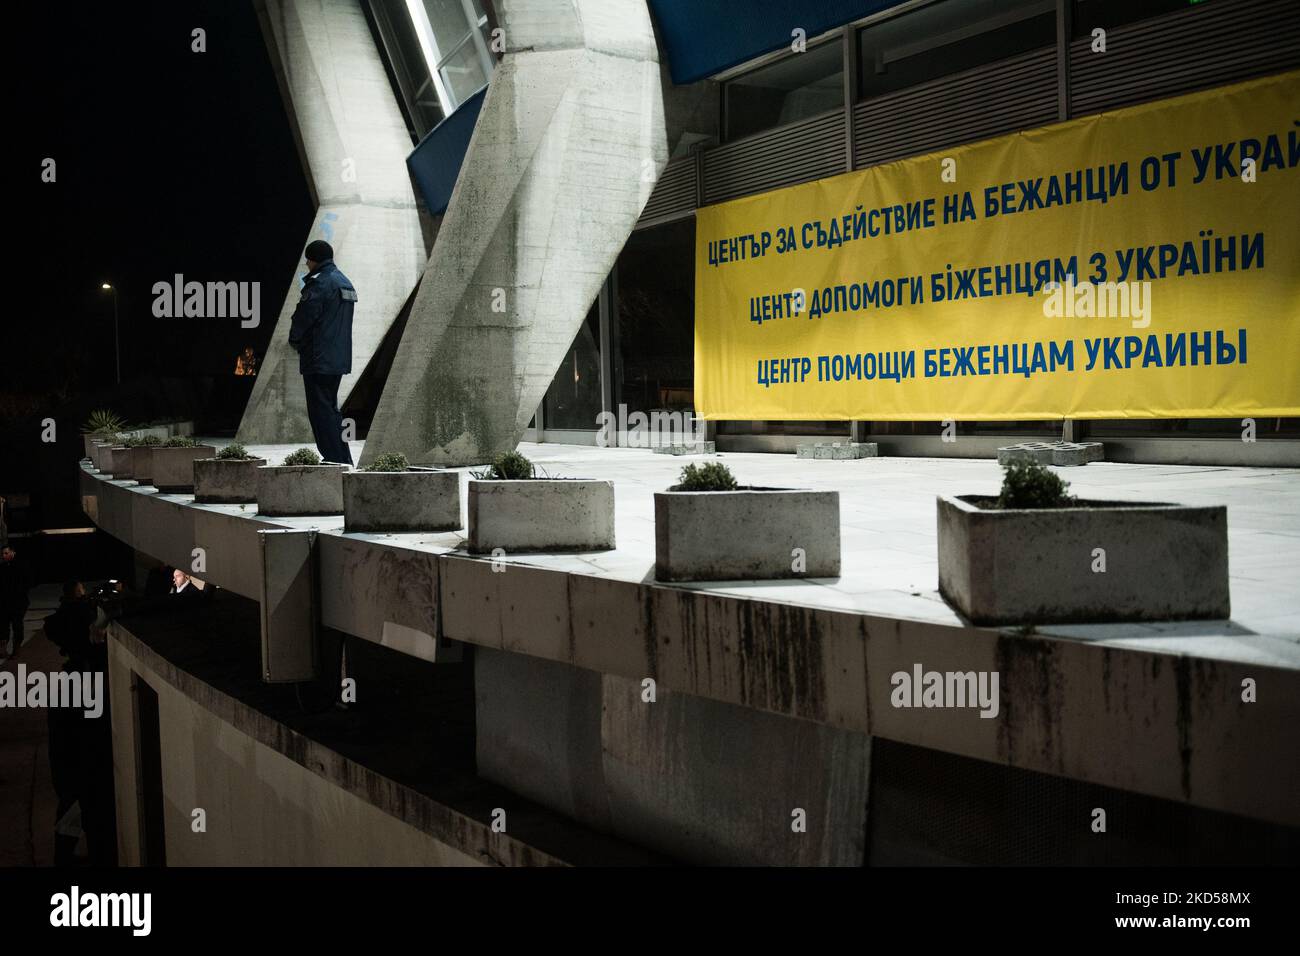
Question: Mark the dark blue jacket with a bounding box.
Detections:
[288,260,356,376]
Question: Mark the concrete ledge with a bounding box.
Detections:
[257,464,346,516]
[194,457,268,504]
[152,444,218,493]
[319,535,442,663]
[343,470,461,533]
[937,494,1230,625]
[84,469,287,598]
[80,462,1300,829]
[654,489,840,581]
[467,480,615,553]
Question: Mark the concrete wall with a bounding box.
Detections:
[476,648,872,865]
[108,634,482,866]
[238,0,426,444]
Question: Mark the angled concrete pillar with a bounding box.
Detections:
[359,0,667,466]
[238,0,426,445]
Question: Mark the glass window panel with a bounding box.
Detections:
[724,39,843,141]
[375,0,444,135]
[543,302,602,430]
[1086,418,1300,438]
[616,219,696,419]
[858,0,1055,101]
[1072,0,1201,39]
[422,0,473,54]
[439,38,488,106]
[716,420,850,436]
[863,421,1058,436]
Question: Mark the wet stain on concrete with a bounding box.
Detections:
[1173,654,1192,800]
[730,600,828,723]
[995,633,1065,773]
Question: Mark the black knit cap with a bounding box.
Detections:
[304,239,334,263]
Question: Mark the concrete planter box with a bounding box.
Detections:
[343,469,461,533]
[936,494,1230,625]
[257,464,347,516]
[90,441,116,471]
[130,446,158,485]
[151,445,218,493]
[82,433,117,459]
[123,426,169,442]
[107,445,134,479]
[194,457,269,504]
[655,488,841,581]
[467,479,615,553]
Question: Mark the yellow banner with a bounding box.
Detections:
[694,70,1300,421]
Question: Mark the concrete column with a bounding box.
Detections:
[238,0,426,444]
[359,0,668,466]
[258,529,318,682]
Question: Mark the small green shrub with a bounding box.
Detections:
[163,436,198,448]
[996,459,1073,509]
[476,450,535,480]
[283,447,322,466]
[121,435,144,447]
[365,452,409,473]
[217,443,252,460]
[138,435,163,446]
[83,409,126,435]
[675,462,738,492]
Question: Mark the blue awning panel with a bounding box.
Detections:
[406,85,488,216]
[647,0,910,85]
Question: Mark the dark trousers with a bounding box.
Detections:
[303,373,353,465]
[3,605,25,651]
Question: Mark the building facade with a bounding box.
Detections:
[372,0,1299,464]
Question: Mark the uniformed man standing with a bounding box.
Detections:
[289,239,357,465]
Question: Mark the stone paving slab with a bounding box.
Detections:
[797,441,879,460]
[651,442,716,456]
[997,440,1105,466]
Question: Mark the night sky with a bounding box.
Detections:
[5,0,319,524]
[16,0,312,402]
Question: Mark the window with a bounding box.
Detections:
[724,39,843,141]
[1072,0,1205,39]
[616,219,696,419]
[406,0,495,116]
[369,0,445,137]
[543,302,602,431]
[857,0,1056,101]
[717,420,851,437]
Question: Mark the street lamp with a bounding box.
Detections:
[101,283,120,385]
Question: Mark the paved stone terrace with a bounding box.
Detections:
[230,440,1300,671]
